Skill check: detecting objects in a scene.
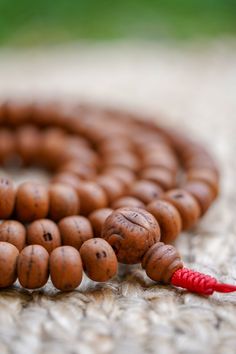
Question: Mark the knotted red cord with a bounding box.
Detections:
[171,268,236,295]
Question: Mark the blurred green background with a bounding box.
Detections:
[0,0,236,46]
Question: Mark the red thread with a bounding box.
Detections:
[171,268,236,296]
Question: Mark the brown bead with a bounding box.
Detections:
[96,175,125,204]
[186,168,219,198]
[80,238,118,282]
[15,126,41,165]
[59,160,96,180]
[140,167,176,190]
[162,189,200,230]
[142,151,178,173]
[0,242,19,288]
[89,208,113,237]
[0,220,26,251]
[76,182,108,215]
[51,172,81,190]
[129,180,163,204]
[58,215,93,249]
[0,129,15,164]
[142,242,183,283]
[111,196,145,209]
[183,181,215,215]
[104,152,140,172]
[49,183,80,221]
[102,167,136,188]
[17,245,49,289]
[147,200,182,244]
[50,246,83,291]
[102,207,160,264]
[27,219,61,253]
[0,177,15,219]
[15,182,49,223]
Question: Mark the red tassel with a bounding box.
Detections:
[171,268,236,296]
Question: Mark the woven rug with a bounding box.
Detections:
[0,41,236,354]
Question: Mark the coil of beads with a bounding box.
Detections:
[0,101,220,293]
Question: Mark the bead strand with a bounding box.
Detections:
[0,100,226,295]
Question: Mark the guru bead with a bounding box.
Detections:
[0,220,26,251]
[102,207,161,264]
[0,177,15,219]
[147,200,182,244]
[50,246,83,291]
[17,245,49,289]
[27,219,61,253]
[142,242,183,283]
[49,183,80,221]
[80,238,118,282]
[15,182,49,223]
[58,215,93,249]
[162,189,201,230]
[0,242,19,288]
[88,208,113,237]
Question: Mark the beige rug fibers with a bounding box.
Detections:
[0,40,236,354]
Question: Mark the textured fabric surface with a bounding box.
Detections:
[0,41,236,354]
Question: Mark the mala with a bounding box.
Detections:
[0,100,235,296]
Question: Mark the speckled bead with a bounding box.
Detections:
[129,180,163,205]
[58,215,93,249]
[186,168,219,198]
[183,181,215,215]
[147,200,182,244]
[49,183,80,221]
[0,220,26,251]
[76,182,108,215]
[102,207,161,264]
[102,167,136,188]
[17,245,49,289]
[88,208,113,237]
[140,167,176,190]
[27,219,61,253]
[111,196,145,210]
[96,175,125,204]
[0,242,19,288]
[15,182,49,223]
[142,242,183,283]
[50,246,83,291]
[80,238,118,282]
[0,177,15,219]
[162,189,201,230]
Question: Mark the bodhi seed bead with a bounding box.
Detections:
[162,189,200,230]
[0,177,15,219]
[49,183,80,221]
[50,246,83,291]
[88,208,113,237]
[76,182,108,215]
[128,180,163,204]
[142,242,183,283]
[58,215,93,249]
[96,175,126,204]
[111,196,145,210]
[80,238,118,282]
[147,200,182,244]
[17,245,49,289]
[183,181,215,215]
[15,182,49,223]
[27,219,61,253]
[0,242,19,288]
[0,220,26,251]
[102,207,161,264]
